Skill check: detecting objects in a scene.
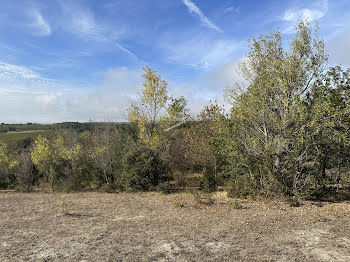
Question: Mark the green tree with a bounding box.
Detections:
[31,136,54,191]
[225,21,328,197]
[0,142,18,188]
[305,66,350,189]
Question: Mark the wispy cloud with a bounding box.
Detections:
[182,0,223,33]
[113,43,140,61]
[164,36,244,70]
[28,9,51,36]
[58,0,140,60]
[0,61,47,82]
[224,6,240,14]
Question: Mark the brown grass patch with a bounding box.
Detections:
[0,191,349,261]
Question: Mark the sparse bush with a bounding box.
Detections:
[191,190,215,206]
[14,152,35,192]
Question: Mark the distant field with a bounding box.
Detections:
[0,122,98,147]
[0,130,53,147]
[0,124,54,133]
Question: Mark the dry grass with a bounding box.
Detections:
[0,191,349,261]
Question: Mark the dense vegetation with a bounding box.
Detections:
[1,22,349,200]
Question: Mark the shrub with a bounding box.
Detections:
[157,181,176,194]
[14,152,35,192]
[226,175,259,198]
[201,168,217,192]
[191,190,215,206]
[121,146,170,191]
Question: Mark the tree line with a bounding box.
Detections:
[1,21,349,200]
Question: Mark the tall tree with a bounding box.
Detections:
[225,21,328,196]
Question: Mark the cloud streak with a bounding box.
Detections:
[0,61,49,82]
[182,0,223,33]
[58,0,140,60]
[28,9,51,36]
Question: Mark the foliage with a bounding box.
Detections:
[0,142,18,188]
[224,21,349,198]
[120,145,170,191]
[127,66,168,147]
[184,103,229,191]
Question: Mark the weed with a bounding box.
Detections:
[232,199,244,209]
[191,190,215,206]
[59,197,69,215]
[174,201,186,208]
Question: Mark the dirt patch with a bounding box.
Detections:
[0,192,349,261]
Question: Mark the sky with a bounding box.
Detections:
[0,0,349,123]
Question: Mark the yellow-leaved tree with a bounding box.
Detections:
[127,66,189,149]
[127,66,168,148]
[0,142,18,180]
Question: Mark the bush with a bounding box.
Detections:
[14,152,35,192]
[100,183,118,193]
[120,146,170,191]
[157,181,176,194]
[201,169,217,192]
[172,170,186,189]
[226,175,259,198]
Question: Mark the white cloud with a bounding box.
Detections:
[281,0,328,33]
[165,57,248,116]
[165,36,244,69]
[0,61,52,83]
[0,66,143,123]
[61,67,142,122]
[35,94,57,106]
[0,61,245,123]
[182,0,223,33]
[283,8,325,22]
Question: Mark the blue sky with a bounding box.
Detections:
[0,0,349,123]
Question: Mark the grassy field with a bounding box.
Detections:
[0,124,53,132]
[0,122,94,135]
[0,130,53,147]
[0,192,349,261]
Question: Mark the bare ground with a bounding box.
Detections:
[0,192,349,262]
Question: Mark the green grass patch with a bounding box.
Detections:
[0,131,53,147]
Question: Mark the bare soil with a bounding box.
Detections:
[0,192,349,261]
